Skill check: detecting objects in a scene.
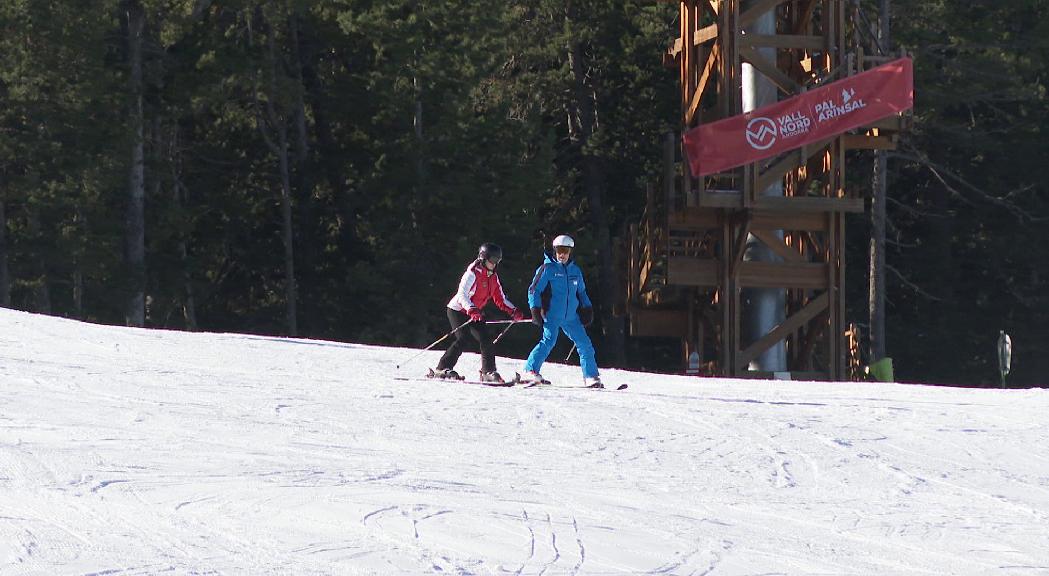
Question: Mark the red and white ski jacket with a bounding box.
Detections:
[447,261,517,315]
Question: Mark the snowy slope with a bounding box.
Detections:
[1,308,1048,575]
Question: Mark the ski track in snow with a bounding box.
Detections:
[2,308,1049,574]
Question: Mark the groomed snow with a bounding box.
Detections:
[2,308,1048,575]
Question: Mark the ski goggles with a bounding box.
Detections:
[486,255,502,266]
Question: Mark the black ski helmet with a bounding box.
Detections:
[478,242,503,263]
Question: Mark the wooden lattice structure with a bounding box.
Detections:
[625,0,907,379]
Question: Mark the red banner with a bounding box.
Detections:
[682,57,913,177]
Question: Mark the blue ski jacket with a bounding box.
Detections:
[526,252,593,323]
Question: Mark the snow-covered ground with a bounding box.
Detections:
[1,308,1048,575]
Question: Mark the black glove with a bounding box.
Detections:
[530,307,545,329]
[578,307,593,327]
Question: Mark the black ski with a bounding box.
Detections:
[393,373,624,390]
[393,374,520,387]
[393,377,517,387]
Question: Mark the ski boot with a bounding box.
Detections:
[479,371,505,384]
[428,367,463,380]
[584,376,604,389]
[520,371,549,386]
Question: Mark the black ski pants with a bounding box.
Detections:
[437,308,495,373]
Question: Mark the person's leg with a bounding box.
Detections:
[562,318,598,378]
[437,308,470,371]
[524,320,560,374]
[466,321,495,373]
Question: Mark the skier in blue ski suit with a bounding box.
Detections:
[523,235,600,384]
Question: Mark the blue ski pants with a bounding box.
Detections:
[524,317,599,378]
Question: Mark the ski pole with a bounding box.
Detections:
[395,319,474,370]
[493,319,532,344]
[564,343,576,362]
[492,320,520,344]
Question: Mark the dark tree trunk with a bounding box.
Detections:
[869,152,887,361]
[0,195,9,307]
[170,132,198,330]
[289,14,317,334]
[565,29,626,365]
[124,0,146,327]
[869,0,892,361]
[300,39,358,265]
[73,205,84,318]
[27,207,51,313]
[265,22,298,336]
[411,67,427,232]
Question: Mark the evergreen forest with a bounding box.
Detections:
[1,0,1046,386]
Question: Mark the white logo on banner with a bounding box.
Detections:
[745,117,777,150]
[816,88,866,122]
[776,111,812,138]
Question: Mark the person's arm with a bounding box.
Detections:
[491,274,516,314]
[527,264,550,310]
[452,266,477,311]
[575,265,593,309]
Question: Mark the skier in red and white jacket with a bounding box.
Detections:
[430,243,525,383]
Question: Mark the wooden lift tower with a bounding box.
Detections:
[625,0,907,379]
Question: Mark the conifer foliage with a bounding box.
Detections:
[0,0,1045,385]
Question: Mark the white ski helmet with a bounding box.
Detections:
[552,234,575,248]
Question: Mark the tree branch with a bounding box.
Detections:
[887,263,943,302]
[892,144,1047,223]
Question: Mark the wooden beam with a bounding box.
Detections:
[729,212,752,280]
[749,209,830,232]
[639,287,678,307]
[668,256,719,286]
[639,255,654,292]
[669,208,720,229]
[751,229,807,263]
[721,0,736,117]
[739,45,803,94]
[664,131,676,210]
[698,190,743,208]
[695,23,719,46]
[755,137,834,192]
[628,223,639,302]
[739,292,829,365]
[753,196,865,213]
[668,24,718,59]
[685,44,719,125]
[791,0,819,35]
[738,261,828,289]
[740,34,824,50]
[755,153,795,195]
[843,134,897,150]
[681,0,693,116]
[739,0,787,27]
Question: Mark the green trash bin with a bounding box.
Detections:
[868,357,894,382]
